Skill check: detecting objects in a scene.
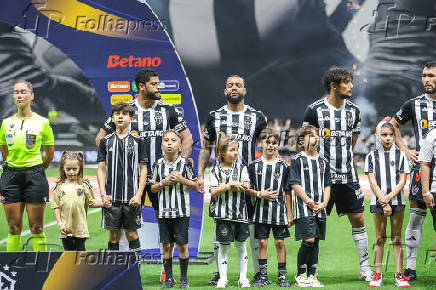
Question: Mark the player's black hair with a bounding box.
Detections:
[322,66,353,93]
[135,69,159,89]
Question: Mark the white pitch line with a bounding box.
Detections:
[0,208,101,245]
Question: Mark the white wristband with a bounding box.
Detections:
[423,192,432,197]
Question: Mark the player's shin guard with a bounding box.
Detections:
[235,241,248,280]
[249,223,260,275]
[32,232,47,251]
[218,243,230,281]
[7,234,21,252]
[352,227,370,272]
[405,208,426,270]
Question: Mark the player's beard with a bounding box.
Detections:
[226,93,244,104]
[339,93,351,99]
[425,88,436,94]
[146,89,161,100]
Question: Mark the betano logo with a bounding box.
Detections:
[322,128,330,138]
[108,81,130,92]
[107,55,161,68]
[420,119,436,129]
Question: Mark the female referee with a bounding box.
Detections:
[0,80,54,251]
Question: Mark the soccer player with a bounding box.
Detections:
[95,69,193,281]
[0,80,54,252]
[197,75,267,285]
[209,134,251,288]
[303,67,372,280]
[247,128,292,287]
[289,125,330,288]
[364,119,411,288]
[392,61,436,281]
[97,102,148,254]
[150,130,198,288]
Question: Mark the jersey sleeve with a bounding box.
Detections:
[302,105,318,127]
[184,159,197,181]
[41,119,54,145]
[102,116,115,134]
[399,151,410,174]
[418,135,435,163]
[83,179,95,207]
[353,107,361,135]
[169,106,188,133]
[0,120,6,146]
[248,162,257,190]
[323,161,332,187]
[138,138,148,164]
[209,166,219,188]
[203,112,216,142]
[240,165,250,184]
[254,112,268,140]
[149,162,160,183]
[394,100,413,125]
[51,184,62,209]
[288,158,302,185]
[364,153,374,174]
[97,138,107,162]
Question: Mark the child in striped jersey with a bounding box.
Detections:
[364,118,411,288]
[289,125,331,288]
[150,130,198,289]
[209,135,253,288]
[248,128,291,287]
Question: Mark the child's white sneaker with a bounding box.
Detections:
[308,274,324,287]
[295,273,310,287]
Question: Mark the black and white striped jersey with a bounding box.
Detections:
[102,99,187,176]
[204,104,267,166]
[303,97,361,184]
[418,128,436,193]
[364,148,409,206]
[209,162,250,223]
[97,132,148,203]
[289,152,331,219]
[394,94,436,152]
[150,156,197,218]
[248,156,290,225]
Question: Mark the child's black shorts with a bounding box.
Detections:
[295,216,326,241]
[158,216,189,245]
[370,204,405,215]
[215,219,249,243]
[102,202,142,230]
[0,165,49,203]
[254,223,290,239]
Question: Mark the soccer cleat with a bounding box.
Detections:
[277,275,291,287]
[208,272,220,285]
[368,272,383,287]
[238,278,251,288]
[252,274,272,287]
[307,275,324,288]
[216,279,228,289]
[360,270,374,282]
[162,278,174,288]
[403,268,417,281]
[179,279,190,289]
[395,272,411,288]
[295,273,311,287]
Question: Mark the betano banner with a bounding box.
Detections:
[1,0,203,257]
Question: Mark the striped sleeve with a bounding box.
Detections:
[399,151,410,174]
[149,162,160,183]
[289,158,301,185]
[352,107,361,135]
[364,152,374,173]
[240,165,250,184]
[209,167,219,188]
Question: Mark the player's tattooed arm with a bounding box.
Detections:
[197,139,214,193]
[180,128,193,158]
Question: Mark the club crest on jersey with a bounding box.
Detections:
[232,170,239,181]
[25,133,36,148]
[346,111,353,128]
[154,111,163,125]
[5,133,13,146]
[244,115,252,127]
[77,188,83,196]
[274,169,281,181]
[221,225,229,237]
[127,143,135,154]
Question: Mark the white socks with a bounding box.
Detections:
[352,226,370,272]
[249,223,260,275]
[405,208,426,270]
[235,241,248,280]
[218,243,230,281]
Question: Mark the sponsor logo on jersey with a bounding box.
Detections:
[107,81,130,92]
[332,173,347,180]
[25,133,36,148]
[321,128,352,139]
[139,131,164,137]
[420,119,436,129]
[107,55,161,68]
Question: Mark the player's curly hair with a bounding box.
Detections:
[322,66,353,93]
[216,133,238,163]
[57,151,84,185]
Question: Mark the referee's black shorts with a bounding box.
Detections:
[0,165,49,203]
[327,182,364,216]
